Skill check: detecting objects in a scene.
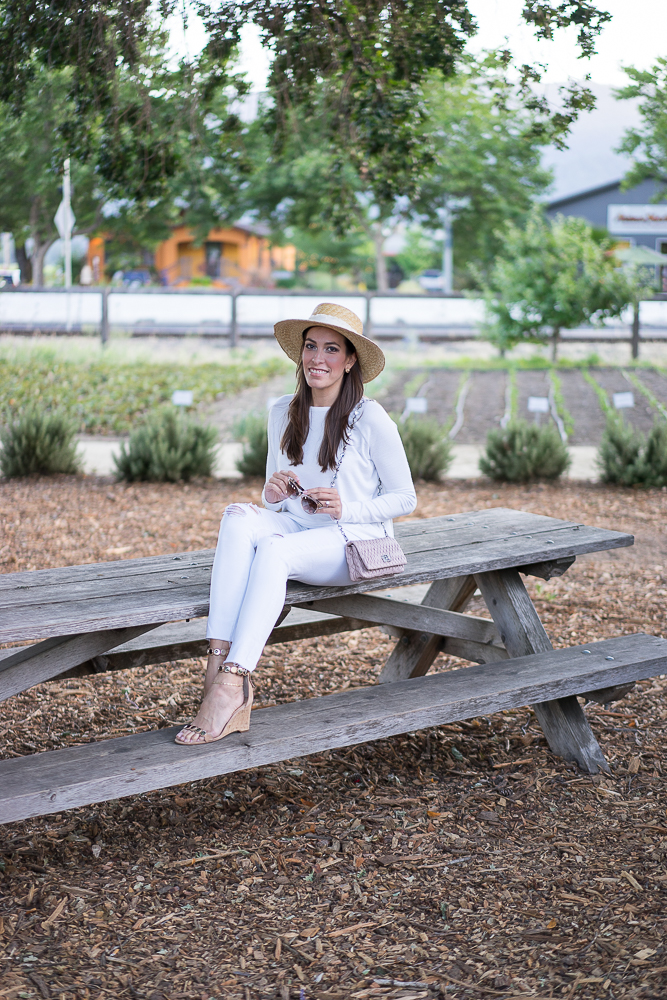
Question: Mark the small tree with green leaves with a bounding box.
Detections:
[0,407,81,477]
[114,409,217,482]
[478,209,635,358]
[480,419,570,482]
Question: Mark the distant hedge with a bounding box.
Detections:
[0,355,288,435]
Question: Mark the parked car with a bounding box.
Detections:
[0,267,20,288]
[417,269,444,292]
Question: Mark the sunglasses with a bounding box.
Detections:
[286,477,324,514]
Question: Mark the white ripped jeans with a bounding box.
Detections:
[206,503,352,671]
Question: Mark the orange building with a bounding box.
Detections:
[154,223,295,287]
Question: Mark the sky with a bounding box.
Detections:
[167,1,667,199]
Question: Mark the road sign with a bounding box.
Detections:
[54,199,75,241]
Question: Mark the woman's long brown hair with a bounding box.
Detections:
[281,333,364,471]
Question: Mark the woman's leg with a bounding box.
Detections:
[177,504,303,744]
[203,503,301,694]
[228,524,351,671]
[177,524,350,744]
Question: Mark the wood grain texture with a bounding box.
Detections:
[378,576,477,683]
[0,509,632,643]
[0,624,163,702]
[475,569,609,774]
[1,632,664,824]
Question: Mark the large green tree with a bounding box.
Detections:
[0,2,612,220]
[616,58,667,195]
[0,32,250,284]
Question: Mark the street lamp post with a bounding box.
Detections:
[441,199,453,295]
[63,158,72,289]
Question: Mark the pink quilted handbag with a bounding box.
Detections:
[344,536,406,581]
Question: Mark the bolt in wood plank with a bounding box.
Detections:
[474,568,610,774]
[378,575,477,683]
[0,624,163,702]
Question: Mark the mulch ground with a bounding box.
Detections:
[0,476,666,1000]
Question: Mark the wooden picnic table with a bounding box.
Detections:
[2,506,667,825]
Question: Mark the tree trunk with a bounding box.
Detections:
[15,244,32,285]
[31,242,48,287]
[551,327,560,362]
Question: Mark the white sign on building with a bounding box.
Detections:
[608,204,667,235]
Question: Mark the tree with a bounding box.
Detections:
[0,36,249,284]
[478,209,636,358]
[414,52,559,287]
[0,68,104,284]
[616,58,667,196]
[0,1,613,234]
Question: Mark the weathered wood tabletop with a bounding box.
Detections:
[3,506,662,825]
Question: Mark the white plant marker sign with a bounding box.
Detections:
[172,390,194,407]
[527,395,549,426]
[401,397,428,422]
[613,391,634,409]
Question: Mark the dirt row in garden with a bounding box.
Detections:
[377,368,667,446]
[0,476,666,999]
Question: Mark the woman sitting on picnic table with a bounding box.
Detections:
[176,302,416,745]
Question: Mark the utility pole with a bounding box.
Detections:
[441,198,453,294]
[63,158,72,288]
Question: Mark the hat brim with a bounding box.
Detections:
[273,319,385,383]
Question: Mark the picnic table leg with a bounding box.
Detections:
[378,575,477,683]
[474,568,610,775]
[0,624,165,703]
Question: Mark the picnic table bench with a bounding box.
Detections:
[2,506,666,826]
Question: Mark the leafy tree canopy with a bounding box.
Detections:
[1,1,612,204]
[616,58,667,197]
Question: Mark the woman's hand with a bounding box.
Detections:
[305,487,343,520]
[265,469,297,505]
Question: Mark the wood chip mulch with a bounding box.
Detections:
[0,476,666,1000]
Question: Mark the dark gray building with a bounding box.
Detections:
[547,178,667,254]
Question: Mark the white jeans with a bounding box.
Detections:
[206,503,352,671]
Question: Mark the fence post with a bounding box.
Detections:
[101,287,109,346]
[230,291,238,348]
[364,292,372,338]
[631,301,640,360]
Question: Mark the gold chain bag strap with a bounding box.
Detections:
[331,401,407,582]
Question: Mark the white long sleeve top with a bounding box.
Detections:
[261,395,417,540]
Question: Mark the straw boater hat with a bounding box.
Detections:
[273,302,385,383]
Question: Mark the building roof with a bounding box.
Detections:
[547,180,622,210]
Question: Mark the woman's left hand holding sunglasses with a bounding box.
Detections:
[265,469,298,504]
[303,487,343,519]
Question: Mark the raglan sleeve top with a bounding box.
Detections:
[261,395,417,539]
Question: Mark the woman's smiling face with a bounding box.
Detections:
[301,327,356,398]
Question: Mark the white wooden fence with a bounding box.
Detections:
[1,288,666,354]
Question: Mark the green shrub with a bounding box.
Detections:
[598,415,667,487]
[234,412,269,477]
[114,409,217,482]
[0,407,81,477]
[480,419,571,482]
[397,415,453,481]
